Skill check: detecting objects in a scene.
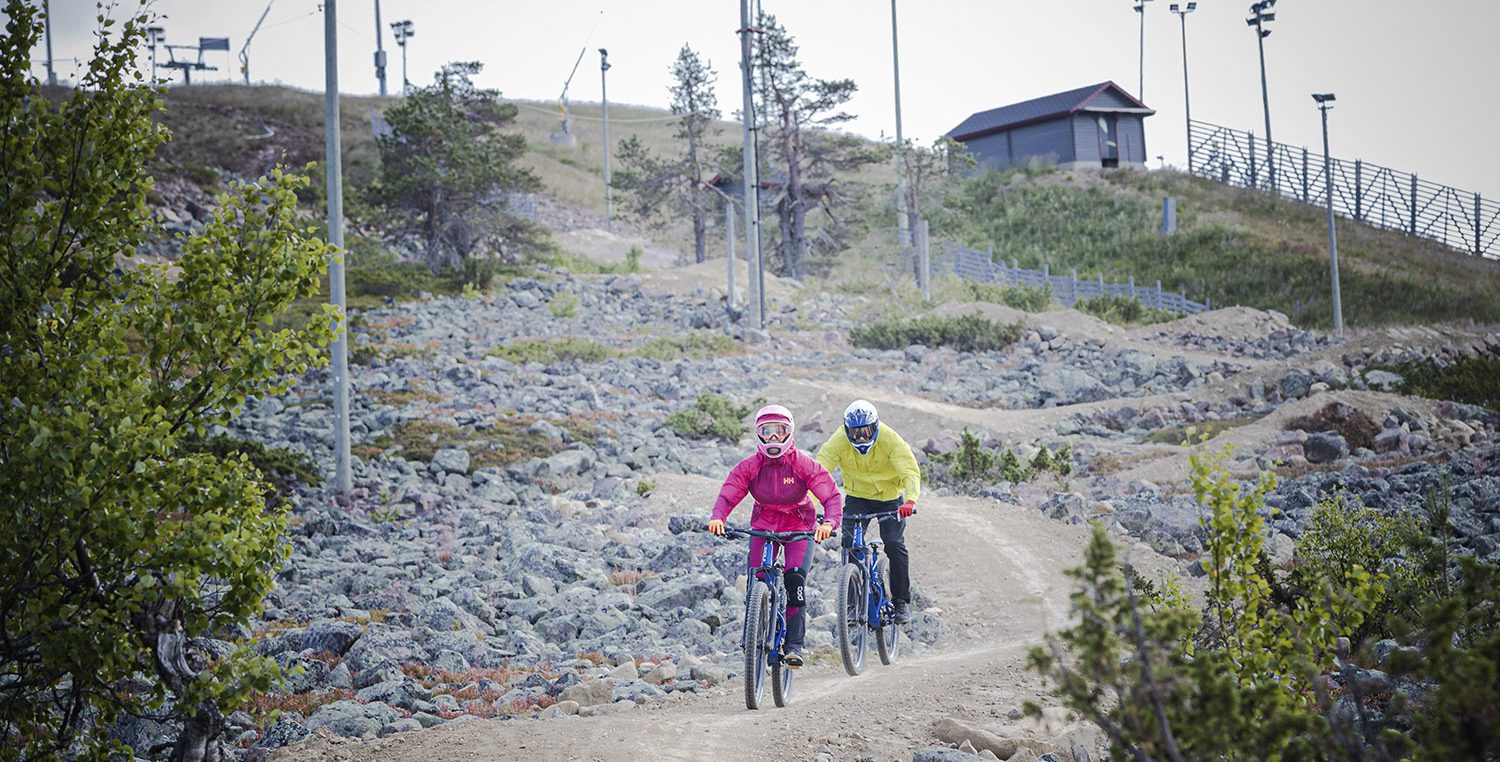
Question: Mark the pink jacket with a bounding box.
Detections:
[711,447,844,533]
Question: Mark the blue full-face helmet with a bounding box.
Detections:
[843,399,879,455]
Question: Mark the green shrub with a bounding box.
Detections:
[1291,492,1424,642]
[665,393,750,442]
[348,262,447,299]
[1073,294,1178,326]
[932,430,1074,488]
[965,281,1053,312]
[548,290,580,318]
[636,331,737,361]
[946,428,995,483]
[626,245,643,273]
[488,338,617,365]
[848,314,1023,353]
[1029,445,1053,473]
[635,479,656,497]
[1376,352,1500,411]
[998,449,1029,484]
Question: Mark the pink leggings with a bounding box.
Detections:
[747,538,810,649]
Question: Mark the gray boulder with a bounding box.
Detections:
[1281,370,1314,400]
[355,678,433,711]
[636,575,722,612]
[304,700,400,738]
[1304,432,1350,464]
[416,596,488,634]
[912,749,981,762]
[294,620,363,656]
[1364,369,1404,392]
[431,448,471,475]
[251,713,309,751]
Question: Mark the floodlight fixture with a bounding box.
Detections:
[1312,92,1335,103]
[390,19,414,92]
[1247,0,1279,190]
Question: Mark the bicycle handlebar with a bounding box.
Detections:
[707,522,835,542]
[848,509,909,520]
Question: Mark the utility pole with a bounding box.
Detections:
[373,0,388,96]
[599,48,612,229]
[1247,1,1277,191]
[43,0,56,86]
[738,0,763,332]
[890,0,908,250]
[1171,3,1196,170]
[324,0,352,493]
[1314,93,1343,338]
[1133,0,1152,101]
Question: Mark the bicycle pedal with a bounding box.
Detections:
[782,654,804,669]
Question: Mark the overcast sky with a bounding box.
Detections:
[35,0,1500,197]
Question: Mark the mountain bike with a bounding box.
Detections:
[714,523,818,710]
[837,509,904,676]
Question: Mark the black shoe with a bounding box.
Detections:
[783,650,804,669]
[893,602,910,624]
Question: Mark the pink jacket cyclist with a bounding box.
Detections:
[708,405,843,668]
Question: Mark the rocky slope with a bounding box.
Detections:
[110,263,1499,761]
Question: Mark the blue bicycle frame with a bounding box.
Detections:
[844,511,898,632]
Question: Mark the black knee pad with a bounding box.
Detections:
[784,568,806,607]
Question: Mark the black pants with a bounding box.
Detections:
[841,495,910,604]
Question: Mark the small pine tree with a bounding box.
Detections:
[999,449,1029,484]
[1030,445,1053,473]
[950,427,995,483]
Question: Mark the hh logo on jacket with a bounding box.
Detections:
[783,477,796,485]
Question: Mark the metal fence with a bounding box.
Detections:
[928,238,1211,315]
[1189,120,1498,258]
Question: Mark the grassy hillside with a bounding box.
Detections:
[931,168,1500,329]
[150,85,1500,329]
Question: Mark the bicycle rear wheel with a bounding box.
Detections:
[836,563,867,676]
[874,558,903,665]
[743,581,772,710]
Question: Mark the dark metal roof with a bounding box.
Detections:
[946,81,1154,142]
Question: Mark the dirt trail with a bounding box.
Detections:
[275,494,1178,762]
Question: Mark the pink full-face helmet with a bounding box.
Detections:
[754,404,795,459]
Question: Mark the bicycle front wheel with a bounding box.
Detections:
[874,557,903,665]
[743,581,772,710]
[771,646,794,707]
[836,563,867,676]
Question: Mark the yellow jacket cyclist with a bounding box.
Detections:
[814,399,921,623]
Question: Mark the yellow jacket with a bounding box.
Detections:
[815,422,922,504]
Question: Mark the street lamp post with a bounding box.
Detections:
[1314,92,1343,338]
[891,0,908,249]
[390,20,414,93]
[1170,3,1196,171]
[374,0,387,96]
[43,0,56,86]
[1247,0,1277,192]
[599,48,612,230]
[1133,0,1153,101]
[324,0,352,493]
